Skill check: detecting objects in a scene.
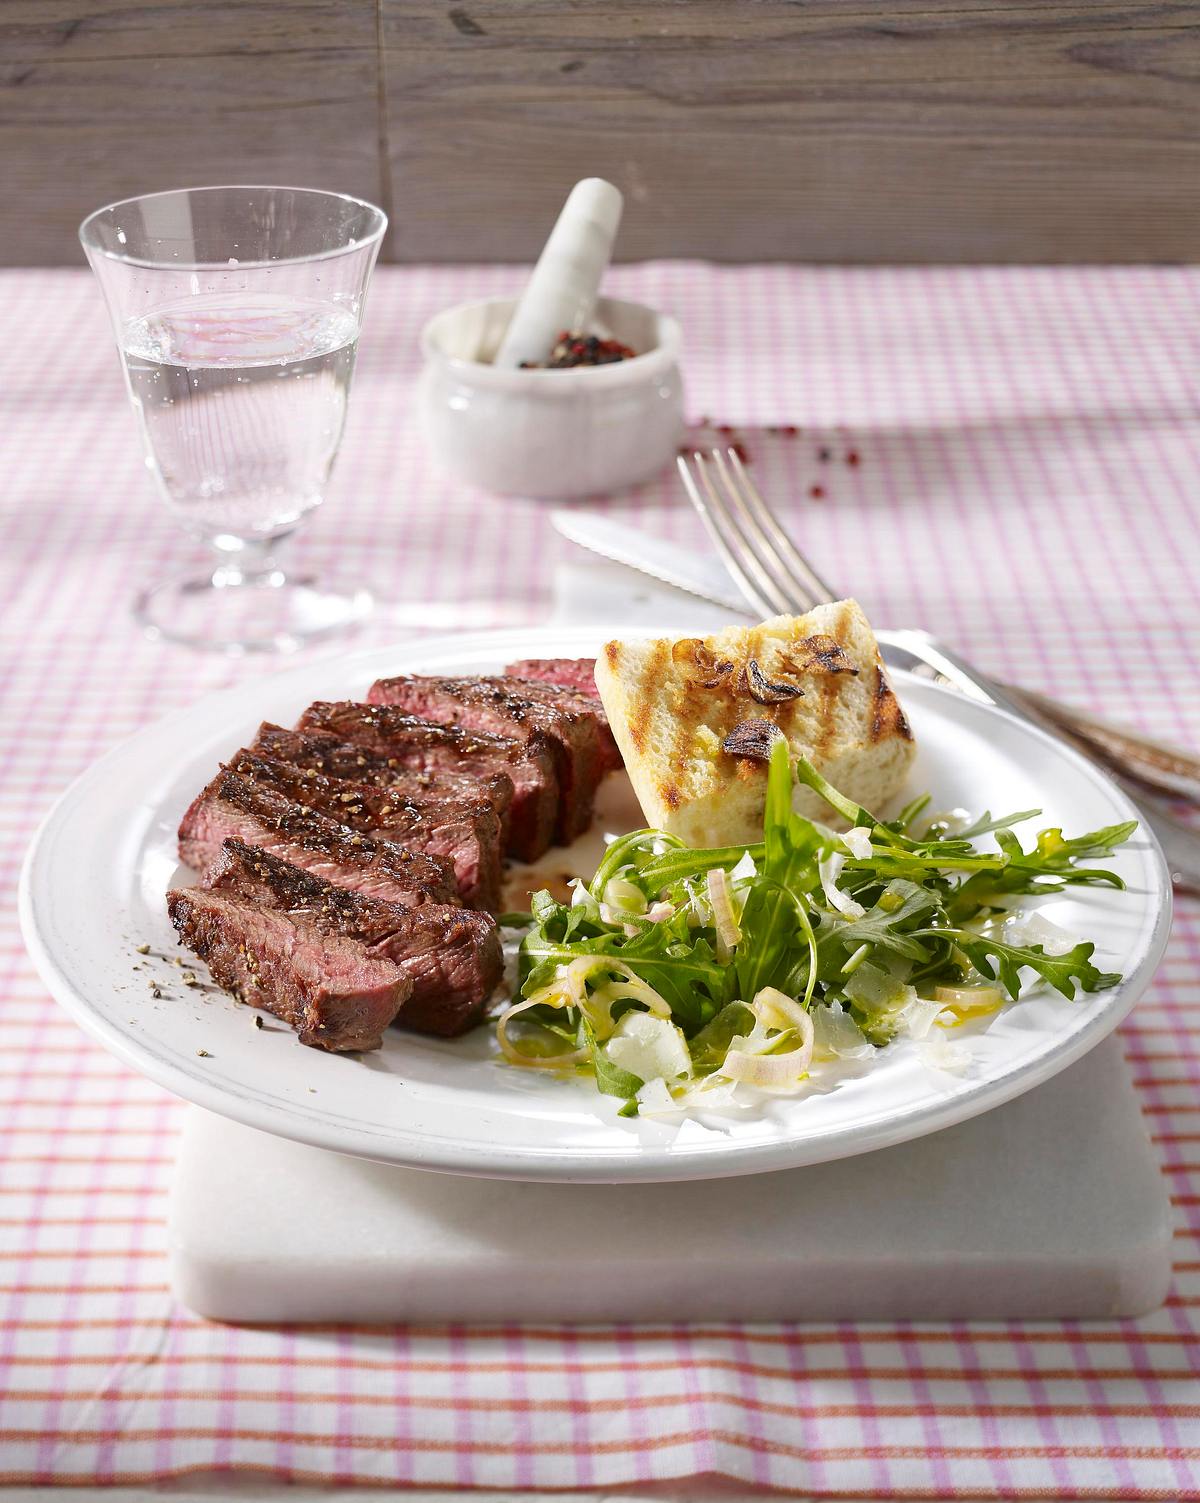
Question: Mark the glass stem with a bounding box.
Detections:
[210,538,286,590]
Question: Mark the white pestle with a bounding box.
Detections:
[493,178,624,369]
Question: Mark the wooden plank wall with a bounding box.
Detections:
[3,0,1198,265]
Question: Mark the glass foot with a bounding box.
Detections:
[134,561,373,654]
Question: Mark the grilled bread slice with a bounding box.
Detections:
[593,600,916,846]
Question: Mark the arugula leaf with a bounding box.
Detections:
[951,934,1120,1000]
[589,828,683,899]
[1024,823,1137,865]
[792,752,879,831]
[815,880,941,973]
[531,888,563,925]
[849,849,1010,878]
[613,918,731,1031]
[639,843,764,891]
[948,820,1135,920]
[922,808,1041,842]
[579,1015,643,1111]
[734,738,830,1001]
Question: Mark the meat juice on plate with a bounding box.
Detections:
[121,291,359,544]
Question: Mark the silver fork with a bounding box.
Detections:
[678,446,1200,891]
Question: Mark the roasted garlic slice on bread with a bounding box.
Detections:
[594,601,915,845]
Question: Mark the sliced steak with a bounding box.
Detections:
[178,769,459,909]
[366,676,612,843]
[206,840,503,1036]
[505,657,600,697]
[250,723,516,835]
[504,661,623,776]
[297,702,557,862]
[167,884,411,1052]
[499,673,621,775]
[224,747,503,911]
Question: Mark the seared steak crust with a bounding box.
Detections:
[504,661,622,775]
[500,674,622,774]
[206,841,503,1036]
[250,723,515,833]
[298,701,557,861]
[367,675,613,843]
[166,884,411,1052]
[178,770,459,909]
[225,747,503,911]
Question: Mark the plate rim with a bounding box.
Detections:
[19,625,1174,1182]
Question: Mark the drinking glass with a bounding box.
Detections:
[80,186,387,652]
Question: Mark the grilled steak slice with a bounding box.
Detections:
[250,723,516,834]
[504,661,622,774]
[178,769,459,909]
[166,884,411,1052]
[297,702,557,862]
[501,675,621,773]
[224,747,503,911]
[206,840,503,1036]
[506,657,600,697]
[366,676,612,843]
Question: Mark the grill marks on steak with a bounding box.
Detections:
[366,676,615,843]
[298,701,557,862]
[224,745,503,911]
[178,769,459,910]
[166,884,411,1052]
[250,723,516,837]
[203,840,502,1037]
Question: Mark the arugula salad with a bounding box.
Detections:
[496,735,1136,1116]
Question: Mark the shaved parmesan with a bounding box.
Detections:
[604,1012,692,1085]
[818,852,866,918]
[731,850,759,882]
[919,1034,971,1075]
[1001,911,1077,956]
[812,1002,875,1061]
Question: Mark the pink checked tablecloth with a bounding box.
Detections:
[2,263,1199,1497]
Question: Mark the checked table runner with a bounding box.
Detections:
[1,263,1198,1496]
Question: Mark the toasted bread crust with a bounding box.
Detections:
[594,601,916,846]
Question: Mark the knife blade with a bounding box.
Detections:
[551,511,749,614]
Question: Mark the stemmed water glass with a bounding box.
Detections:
[80,186,387,652]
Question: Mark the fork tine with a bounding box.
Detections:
[676,454,782,618]
[710,448,818,616]
[694,452,798,617]
[726,449,838,607]
[693,452,797,616]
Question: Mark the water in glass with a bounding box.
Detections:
[121,291,359,546]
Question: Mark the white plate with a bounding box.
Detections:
[20,627,1171,1183]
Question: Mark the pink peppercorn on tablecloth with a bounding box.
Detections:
[2,263,1199,1497]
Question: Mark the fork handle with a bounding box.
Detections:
[876,630,1199,893]
[1000,685,1200,806]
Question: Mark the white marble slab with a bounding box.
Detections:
[169,1036,1170,1324]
